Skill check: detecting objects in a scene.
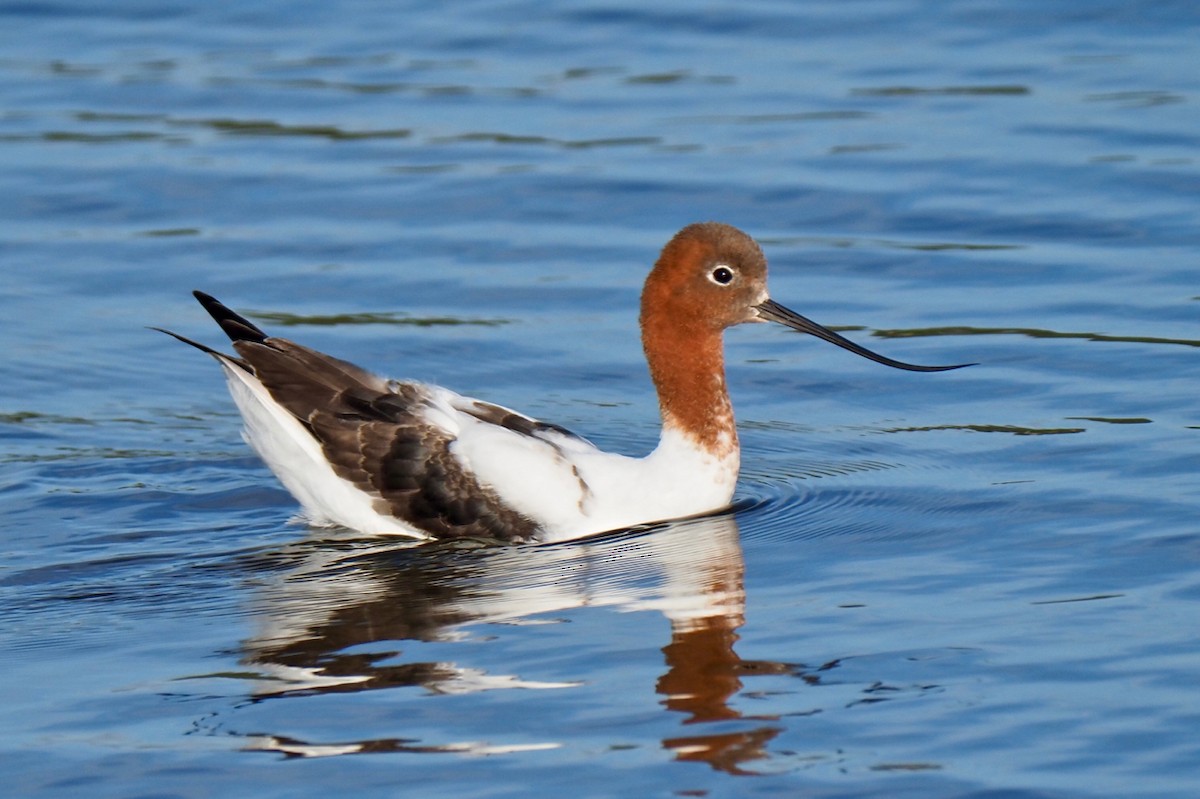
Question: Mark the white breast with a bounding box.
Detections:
[456,422,739,542]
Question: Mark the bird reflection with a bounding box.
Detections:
[236,513,795,773]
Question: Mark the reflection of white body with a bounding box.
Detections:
[238,516,787,772]
[241,515,744,698]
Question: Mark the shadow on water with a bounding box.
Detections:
[213,515,806,774]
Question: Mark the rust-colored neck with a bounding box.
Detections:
[640,311,738,458]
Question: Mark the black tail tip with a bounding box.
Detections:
[192,290,268,344]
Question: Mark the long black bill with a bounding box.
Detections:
[755,299,974,372]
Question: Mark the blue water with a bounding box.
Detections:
[3,1,1199,797]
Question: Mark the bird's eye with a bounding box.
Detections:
[710,265,734,285]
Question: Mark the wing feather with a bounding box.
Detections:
[168,292,592,541]
[232,339,540,540]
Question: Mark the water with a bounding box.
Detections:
[2,1,1199,796]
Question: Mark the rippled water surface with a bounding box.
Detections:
[3,2,1199,797]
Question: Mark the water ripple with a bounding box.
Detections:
[875,325,1200,349]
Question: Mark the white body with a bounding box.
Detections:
[220,361,738,543]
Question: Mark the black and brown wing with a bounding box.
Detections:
[165,292,541,542]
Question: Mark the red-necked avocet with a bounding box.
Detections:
[157,222,969,543]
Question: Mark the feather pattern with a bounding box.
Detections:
[188,294,543,541]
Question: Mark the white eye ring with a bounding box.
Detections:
[710,265,734,285]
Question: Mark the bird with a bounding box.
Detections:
[157,222,969,544]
